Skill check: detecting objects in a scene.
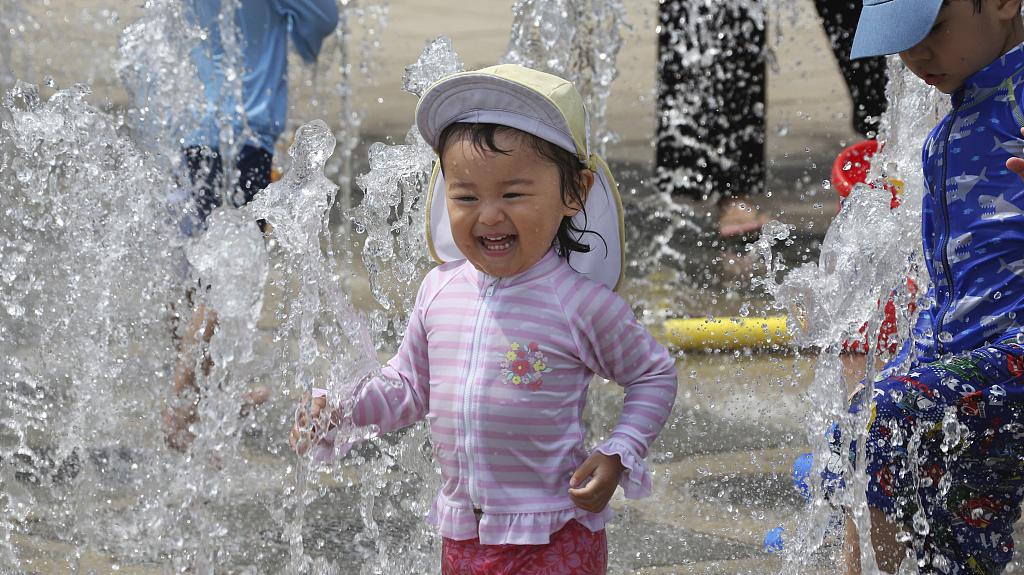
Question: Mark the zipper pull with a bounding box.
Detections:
[485,281,497,297]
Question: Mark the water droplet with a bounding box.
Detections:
[889,418,904,446]
[821,180,832,190]
[932,555,951,572]
[938,471,952,497]
[938,331,953,343]
[993,291,1002,300]
[913,510,930,535]
[940,408,961,453]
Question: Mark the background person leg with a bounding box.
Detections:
[163,303,216,451]
[812,0,888,137]
[656,0,766,225]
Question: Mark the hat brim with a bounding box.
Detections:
[850,0,943,59]
[416,68,588,160]
[425,157,625,291]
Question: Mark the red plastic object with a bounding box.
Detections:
[842,277,920,357]
[831,139,880,199]
[833,140,917,357]
[832,140,905,210]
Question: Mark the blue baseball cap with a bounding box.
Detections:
[850,0,944,59]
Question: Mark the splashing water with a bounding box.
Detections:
[401,37,463,99]
[352,37,461,345]
[757,58,949,573]
[116,0,205,158]
[0,1,387,572]
[248,119,383,573]
[323,41,464,572]
[503,0,626,156]
[186,207,267,366]
[0,77,185,569]
[325,2,389,239]
[250,119,379,415]
[2,0,973,573]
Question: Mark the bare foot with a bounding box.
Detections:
[162,401,197,452]
[239,385,272,417]
[718,197,769,238]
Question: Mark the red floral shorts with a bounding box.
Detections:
[441,519,607,575]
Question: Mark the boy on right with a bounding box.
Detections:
[837,1,1024,572]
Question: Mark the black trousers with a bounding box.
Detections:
[656,1,888,202]
[182,144,272,234]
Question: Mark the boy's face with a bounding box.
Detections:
[442,131,583,279]
[899,0,1023,94]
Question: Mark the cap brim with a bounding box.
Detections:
[850,0,943,59]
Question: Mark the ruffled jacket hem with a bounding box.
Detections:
[427,499,611,545]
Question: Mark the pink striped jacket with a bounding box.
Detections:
[328,249,677,545]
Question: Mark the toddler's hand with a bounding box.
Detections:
[1005,127,1024,180]
[289,392,337,455]
[568,451,625,513]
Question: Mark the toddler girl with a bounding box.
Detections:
[292,64,678,575]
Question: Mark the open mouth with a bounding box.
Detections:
[479,234,515,252]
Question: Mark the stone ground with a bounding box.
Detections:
[2,1,967,574]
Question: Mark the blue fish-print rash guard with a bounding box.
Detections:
[915,43,1024,361]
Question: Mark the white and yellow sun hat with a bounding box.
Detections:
[415,64,626,291]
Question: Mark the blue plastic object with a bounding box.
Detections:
[792,452,813,501]
[763,526,785,553]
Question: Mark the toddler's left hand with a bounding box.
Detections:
[568,451,625,513]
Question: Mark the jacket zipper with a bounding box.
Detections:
[935,93,965,355]
[463,278,498,506]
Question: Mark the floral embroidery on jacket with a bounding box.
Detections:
[500,341,552,390]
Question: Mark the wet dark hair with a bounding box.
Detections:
[436,122,604,261]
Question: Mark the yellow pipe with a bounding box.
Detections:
[664,316,790,350]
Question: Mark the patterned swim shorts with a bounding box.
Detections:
[834,340,1024,573]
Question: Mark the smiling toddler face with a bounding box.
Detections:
[442,130,579,278]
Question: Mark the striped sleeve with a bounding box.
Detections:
[348,271,436,435]
[557,274,678,498]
